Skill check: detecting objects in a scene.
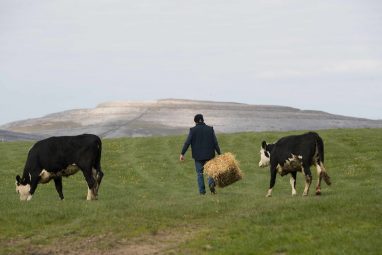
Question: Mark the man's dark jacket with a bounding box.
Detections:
[181,123,221,161]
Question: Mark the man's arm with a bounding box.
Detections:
[212,128,221,155]
[180,129,192,161]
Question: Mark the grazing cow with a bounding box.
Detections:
[15,134,104,201]
[258,132,331,197]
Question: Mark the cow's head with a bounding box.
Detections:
[259,141,272,167]
[15,175,32,201]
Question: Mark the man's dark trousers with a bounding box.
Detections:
[194,160,215,194]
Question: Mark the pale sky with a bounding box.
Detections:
[1,0,381,125]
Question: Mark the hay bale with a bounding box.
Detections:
[204,152,243,188]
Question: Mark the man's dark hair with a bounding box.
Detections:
[194,114,204,123]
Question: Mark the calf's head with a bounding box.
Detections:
[15,175,32,201]
[259,141,272,167]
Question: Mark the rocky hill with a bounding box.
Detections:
[1,99,381,139]
[0,129,46,142]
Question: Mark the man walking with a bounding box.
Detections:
[180,114,221,195]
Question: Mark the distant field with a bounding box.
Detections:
[0,129,381,255]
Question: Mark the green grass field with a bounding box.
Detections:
[0,129,381,255]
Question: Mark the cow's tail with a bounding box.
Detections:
[315,133,324,163]
[320,171,331,186]
[94,136,102,172]
[315,133,331,186]
[92,137,104,196]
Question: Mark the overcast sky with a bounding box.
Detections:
[1,0,381,125]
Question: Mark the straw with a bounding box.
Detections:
[204,152,243,188]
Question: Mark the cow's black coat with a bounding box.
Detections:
[16,134,104,200]
[261,132,331,196]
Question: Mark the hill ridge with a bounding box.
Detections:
[1,99,381,139]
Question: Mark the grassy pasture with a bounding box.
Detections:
[0,129,381,254]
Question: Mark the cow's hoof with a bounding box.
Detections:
[292,193,297,196]
[302,193,308,196]
[315,189,321,195]
[266,194,272,197]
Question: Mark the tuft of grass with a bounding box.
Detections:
[0,129,381,254]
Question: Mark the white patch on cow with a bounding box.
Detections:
[39,170,53,183]
[87,188,92,200]
[86,188,97,201]
[266,188,272,197]
[303,183,310,196]
[290,176,297,196]
[316,164,322,175]
[15,183,31,201]
[39,165,81,184]
[276,155,303,176]
[286,154,302,170]
[259,148,270,167]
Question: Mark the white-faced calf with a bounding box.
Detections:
[259,132,331,197]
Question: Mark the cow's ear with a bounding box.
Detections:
[16,175,21,185]
[261,141,267,149]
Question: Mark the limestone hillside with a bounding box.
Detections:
[1,99,381,140]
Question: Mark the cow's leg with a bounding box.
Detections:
[266,165,277,197]
[86,188,96,200]
[95,169,104,195]
[94,156,104,195]
[302,164,312,196]
[81,168,97,200]
[53,177,64,200]
[91,168,99,197]
[290,172,297,196]
[28,174,40,201]
[92,168,104,196]
[315,163,323,195]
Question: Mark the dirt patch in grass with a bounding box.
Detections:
[8,227,200,255]
[109,229,194,255]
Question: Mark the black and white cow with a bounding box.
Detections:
[15,134,104,201]
[259,132,331,197]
